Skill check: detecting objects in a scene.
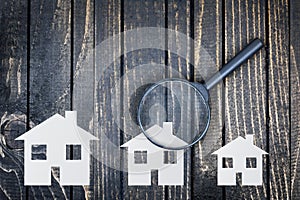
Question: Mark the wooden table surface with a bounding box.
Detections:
[0,0,299,199]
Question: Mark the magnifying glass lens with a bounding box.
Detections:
[138,80,210,150]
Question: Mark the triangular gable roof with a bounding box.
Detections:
[16,113,98,142]
[121,124,187,148]
[212,136,267,155]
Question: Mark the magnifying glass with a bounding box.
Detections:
[137,38,264,150]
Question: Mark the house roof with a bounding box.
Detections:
[121,123,187,148]
[212,135,267,156]
[15,112,98,143]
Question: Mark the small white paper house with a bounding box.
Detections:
[212,134,267,186]
[121,122,187,186]
[16,111,98,186]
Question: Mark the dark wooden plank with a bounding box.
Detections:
[192,0,223,199]
[122,0,166,199]
[29,0,73,199]
[0,0,28,199]
[93,0,122,199]
[267,0,290,199]
[167,1,192,199]
[224,0,267,199]
[290,1,300,199]
[72,0,95,199]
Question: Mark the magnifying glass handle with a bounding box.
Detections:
[205,38,264,90]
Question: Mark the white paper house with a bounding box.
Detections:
[121,122,187,186]
[16,111,98,186]
[212,134,268,186]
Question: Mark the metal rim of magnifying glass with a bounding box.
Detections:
[137,78,211,150]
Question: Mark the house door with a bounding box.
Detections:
[51,167,60,182]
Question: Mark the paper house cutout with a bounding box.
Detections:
[16,111,98,186]
[212,134,268,185]
[121,122,187,186]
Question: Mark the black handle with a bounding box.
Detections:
[205,38,264,90]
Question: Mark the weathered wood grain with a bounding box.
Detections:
[224,0,267,199]
[29,0,75,199]
[94,0,122,199]
[29,0,71,126]
[166,1,192,199]
[267,0,290,199]
[290,1,300,199]
[0,0,28,199]
[72,0,95,199]
[0,0,298,199]
[122,0,166,199]
[192,0,223,199]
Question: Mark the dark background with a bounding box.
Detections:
[0,0,299,199]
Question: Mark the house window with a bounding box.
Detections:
[222,157,233,168]
[246,157,257,168]
[164,151,177,164]
[134,151,147,164]
[66,145,81,160]
[31,144,47,160]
